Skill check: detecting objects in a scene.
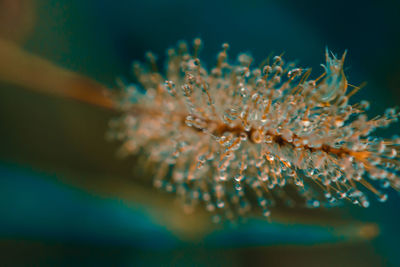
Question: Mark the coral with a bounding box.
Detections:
[108,39,400,221]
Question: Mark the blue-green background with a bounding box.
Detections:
[1,0,400,266]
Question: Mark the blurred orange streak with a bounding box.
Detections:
[0,38,114,109]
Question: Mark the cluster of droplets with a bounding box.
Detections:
[108,39,400,222]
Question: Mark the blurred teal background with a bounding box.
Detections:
[0,0,400,266]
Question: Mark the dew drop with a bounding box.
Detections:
[235,183,242,191]
[378,193,388,202]
[262,209,271,218]
[217,200,225,208]
[306,199,320,208]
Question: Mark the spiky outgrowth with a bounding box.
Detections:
[108,39,400,222]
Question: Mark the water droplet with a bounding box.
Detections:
[306,199,320,208]
[217,200,225,208]
[235,183,242,191]
[378,193,388,202]
[262,209,271,217]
